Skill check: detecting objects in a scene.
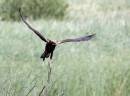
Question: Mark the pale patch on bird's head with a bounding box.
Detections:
[47,40,57,45]
[51,40,60,45]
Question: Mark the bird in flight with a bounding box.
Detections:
[19,8,95,61]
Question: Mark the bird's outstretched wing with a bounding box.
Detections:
[19,8,48,42]
[58,34,95,44]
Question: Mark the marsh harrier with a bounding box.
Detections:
[19,9,95,61]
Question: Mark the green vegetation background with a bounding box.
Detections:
[0,0,130,96]
[0,0,67,20]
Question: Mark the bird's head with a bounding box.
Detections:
[48,40,57,45]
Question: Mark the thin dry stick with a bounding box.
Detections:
[39,60,52,96]
[47,60,52,83]
[26,84,36,96]
[39,85,46,96]
[26,74,39,96]
[43,60,52,96]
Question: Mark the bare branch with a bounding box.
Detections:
[47,60,52,83]
[26,83,36,96]
[39,85,46,96]
[38,59,52,96]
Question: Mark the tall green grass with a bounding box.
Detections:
[0,0,130,96]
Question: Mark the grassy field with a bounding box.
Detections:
[0,0,130,96]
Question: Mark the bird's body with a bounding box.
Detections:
[41,40,56,61]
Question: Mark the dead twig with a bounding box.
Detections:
[26,82,37,96]
[39,85,46,96]
[47,60,52,83]
[38,60,52,96]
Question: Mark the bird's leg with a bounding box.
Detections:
[40,52,46,61]
[50,51,54,60]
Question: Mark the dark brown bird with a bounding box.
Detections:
[19,9,95,61]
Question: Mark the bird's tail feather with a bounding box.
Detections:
[40,52,50,61]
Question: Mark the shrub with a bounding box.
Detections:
[0,0,68,21]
